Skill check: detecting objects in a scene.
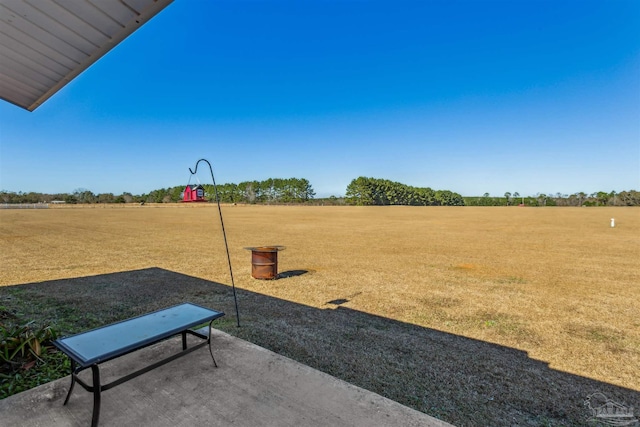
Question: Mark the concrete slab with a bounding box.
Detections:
[0,329,453,427]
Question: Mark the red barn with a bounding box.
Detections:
[182,184,206,202]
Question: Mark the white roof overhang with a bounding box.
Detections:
[0,0,173,111]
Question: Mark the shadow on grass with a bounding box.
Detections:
[1,268,638,426]
[277,269,310,278]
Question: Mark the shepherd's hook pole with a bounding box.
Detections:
[190,159,240,327]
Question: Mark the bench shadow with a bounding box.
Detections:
[1,267,638,426]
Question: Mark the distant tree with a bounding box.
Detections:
[96,193,115,203]
[618,190,640,206]
[536,193,547,206]
[596,191,610,206]
[504,192,511,206]
[74,188,96,204]
[577,192,586,207]
[513,192,522,205]
[208,183,241,203]
[296,178,315,201]
[415,187,436,205]
[260,178,275,203]
[436,190,465,206]
[168,186,184,202]
[345,177,375,206]
[145,188,169,203]
[477,193,493,206]
[566,194,578,207]
[238,181,259,204]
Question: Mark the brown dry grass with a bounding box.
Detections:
[1,205,639,425]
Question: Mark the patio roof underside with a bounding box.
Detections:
[0,0,173,111]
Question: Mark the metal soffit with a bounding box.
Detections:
[0,0,173,111]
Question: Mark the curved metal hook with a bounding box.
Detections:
[189,158,210,177]
[189,158,240,327]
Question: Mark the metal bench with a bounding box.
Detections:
[53,302,225,427]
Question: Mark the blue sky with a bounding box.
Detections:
[1,0,639,198]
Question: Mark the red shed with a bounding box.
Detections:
[182,184,206,202]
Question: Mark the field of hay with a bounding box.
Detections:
[1,205,638,425]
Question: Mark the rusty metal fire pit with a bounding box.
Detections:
[244,246,286,279]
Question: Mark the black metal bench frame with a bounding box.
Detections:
[53,303,225,427]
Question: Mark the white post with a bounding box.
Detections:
[610,218,615,228]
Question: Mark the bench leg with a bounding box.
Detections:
[63,359,76,406]
[208,320,217,367]
[91,365,101,427]
[182,331,187,350]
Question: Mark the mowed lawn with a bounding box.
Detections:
[1,205,638,425]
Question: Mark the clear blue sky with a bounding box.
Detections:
[1,0,639,198]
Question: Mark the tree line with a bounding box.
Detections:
[465,190,640,207]
[345,177,465,206]
[207,178,315,204]
[0,178,315,205]
[1,181,638,206]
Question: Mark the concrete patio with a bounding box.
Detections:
[0,329,453,427]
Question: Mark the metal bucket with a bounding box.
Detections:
[245,246,285,280]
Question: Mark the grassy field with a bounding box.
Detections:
[1,205,639,426]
